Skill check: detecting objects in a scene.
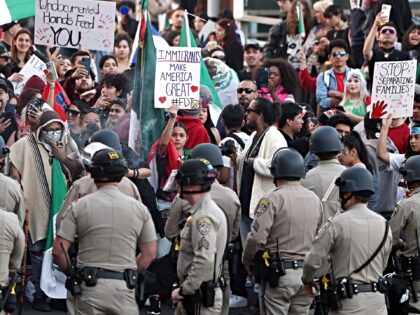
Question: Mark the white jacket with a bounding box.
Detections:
[237,126,287,219]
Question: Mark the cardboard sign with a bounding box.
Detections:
[154,47,201,109]
[12,55,46,96]
[370,60,417,118]
[34,0,115,51]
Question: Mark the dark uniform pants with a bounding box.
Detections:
[259,268,311,315]
[67,279,138,315]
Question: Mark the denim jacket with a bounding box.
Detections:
[316,67,352,109]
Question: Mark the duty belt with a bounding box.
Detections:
[347,282,382,294]
[283,260,304,270]
[95,269,126,281]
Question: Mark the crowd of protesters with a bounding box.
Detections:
[0,0,420,314]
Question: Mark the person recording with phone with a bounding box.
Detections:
[0,78,18,142]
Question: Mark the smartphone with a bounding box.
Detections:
[46,61,58,82]
[0,111,18,132]
[381,4,391,24]
[81,57,91,73]
[256,68,269,89]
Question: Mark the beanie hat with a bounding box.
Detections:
[39,110,62,127]
[23,75,46,92]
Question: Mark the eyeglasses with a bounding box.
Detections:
[380,28,396,35]
[246,108,258,114]
[237,88,255,94]
[66,109,80,117]
[331,51,347,58]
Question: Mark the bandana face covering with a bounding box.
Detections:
[40,129,62,145]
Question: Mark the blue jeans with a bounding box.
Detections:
[29,236,47,300]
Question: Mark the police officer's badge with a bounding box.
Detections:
[197,217,212,235]
[255,198,270,216]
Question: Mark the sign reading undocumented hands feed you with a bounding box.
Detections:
[155,47,201,109]
[370,60,417,118]
[34,0,116,51]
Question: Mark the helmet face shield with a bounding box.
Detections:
[82,142,113,167]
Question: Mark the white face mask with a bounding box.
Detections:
[41,129,62,144]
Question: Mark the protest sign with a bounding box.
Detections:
[12,55,46,96]
[34,0,115,51]
[370,60,417,118]
[154,47,201,109]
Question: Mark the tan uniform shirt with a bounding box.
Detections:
[58,185,156,271]
[302,203,392,284]
[302,159,346,221]
[242,182,323,266]
[0,173,25,226]
[390,187,420,257]
[56,174,142,230]
[165,181,241,242]
[177,194,228,295]
[0,209,25,286]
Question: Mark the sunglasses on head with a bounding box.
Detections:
[332,51,347,58]
[380,28,396,35]
[237,88,255,94]
[212,54,225,61]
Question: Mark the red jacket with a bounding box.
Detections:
[298,69,317,92]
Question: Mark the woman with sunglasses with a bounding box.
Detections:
[65,101,88,150]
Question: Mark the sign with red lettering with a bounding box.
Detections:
[155,47,201,109]
[34,0,115,51]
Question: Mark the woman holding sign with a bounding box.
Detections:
[377,116,420,170]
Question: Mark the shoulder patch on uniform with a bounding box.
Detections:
[197,217,212,235]
[198,237,209,250]
[316,220,331,238]
[255,198,270,217]
[252,220,259,232]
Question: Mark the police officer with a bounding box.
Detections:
[53,145,157,315]
[165,143,241,315]
[302,126,346,221]
[390,155,420,312]
[0,135,25,226]
[302,168,392,314]
[0,208,24,315]
[56,130,143,230]
[242,148,323,314]
[171,159,228,314]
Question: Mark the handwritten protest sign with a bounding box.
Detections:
[34,0,115,51]
[12,55,46,96]
[370,60,417,118]
[155,47,201,109]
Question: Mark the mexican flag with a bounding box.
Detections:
[297,2,305,38]
[40,158,67,299]
[179,12,223,125]
[128,0,165,159]
[0,0,35,26]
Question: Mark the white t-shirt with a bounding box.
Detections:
[389,153,406,171]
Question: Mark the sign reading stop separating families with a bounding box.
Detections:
[155,47,201,109]
[34,0,116,51]
[370,60,417,118]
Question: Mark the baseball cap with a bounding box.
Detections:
[1,21,19,32]
[0,78,13,93]
[244,39,261,50]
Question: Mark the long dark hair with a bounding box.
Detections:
[342,131,373,173]
[402,24,420,51]
[216,18,240,49]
